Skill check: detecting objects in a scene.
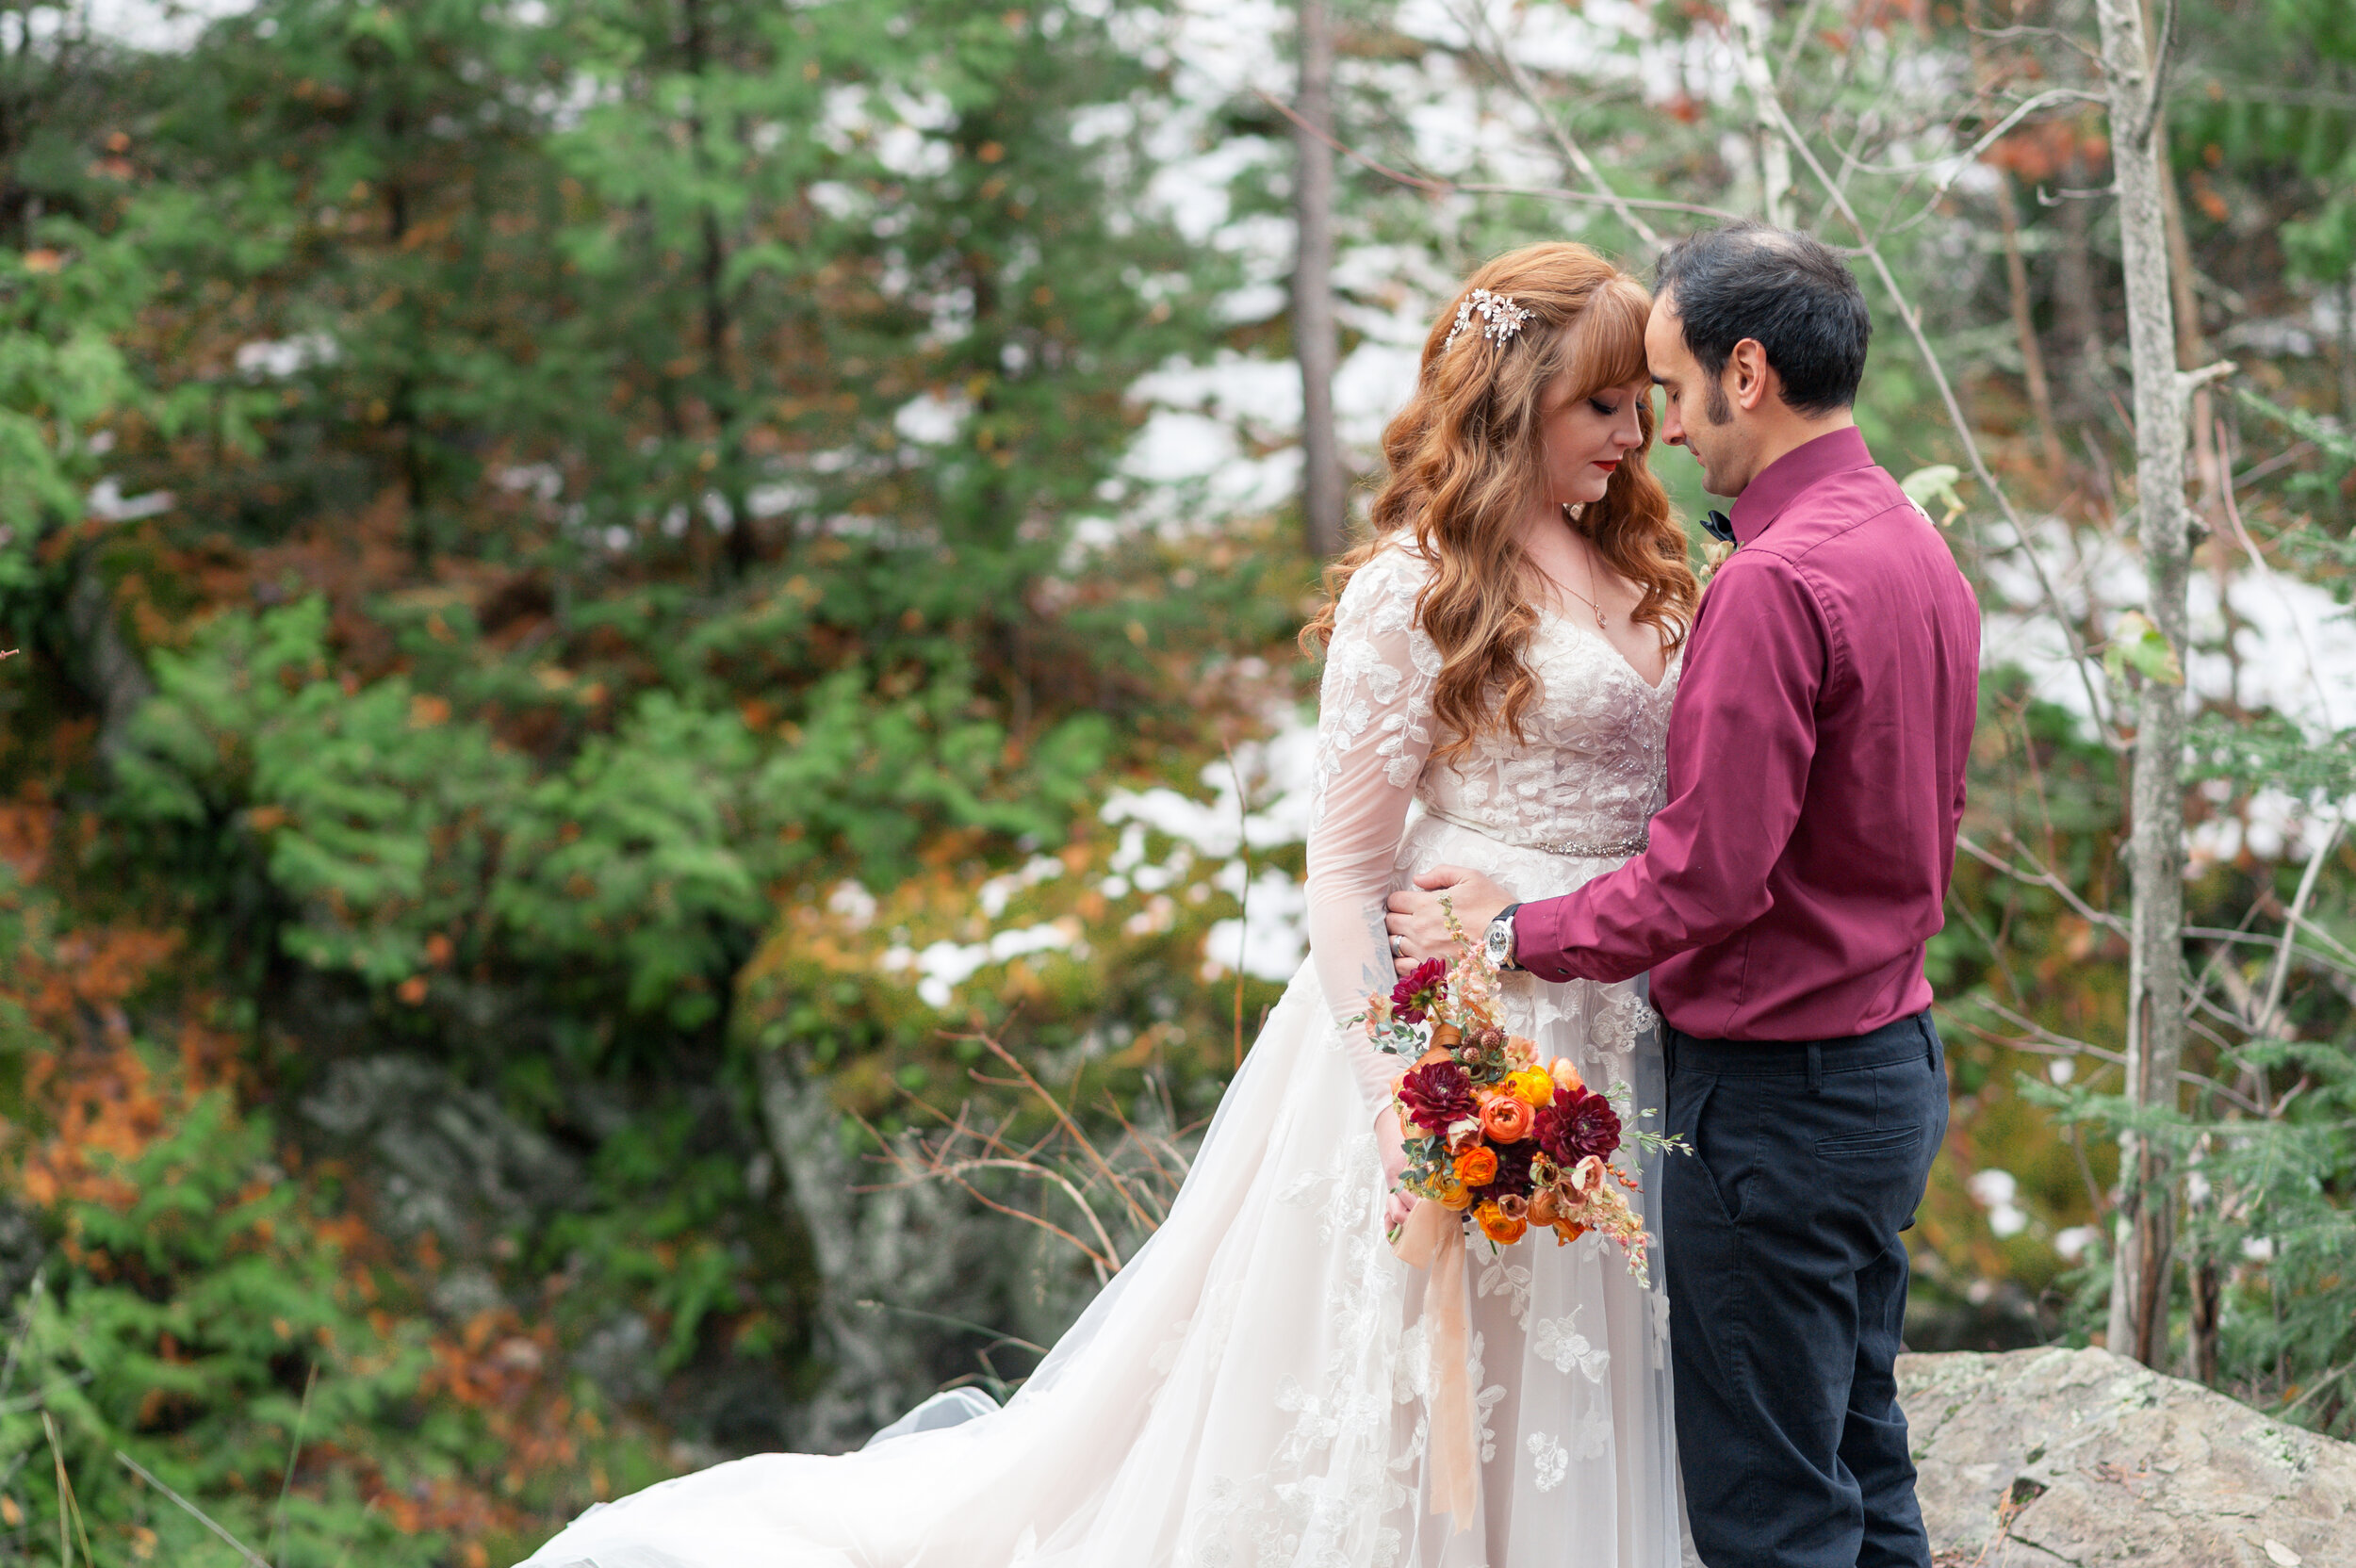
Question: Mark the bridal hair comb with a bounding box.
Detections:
[1442,288,1532,351]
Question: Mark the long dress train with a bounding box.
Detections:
[519,544,1688,1567]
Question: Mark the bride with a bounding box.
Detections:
[519,240,1699,1568]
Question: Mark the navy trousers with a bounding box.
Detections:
[1661,1011,1948,1568]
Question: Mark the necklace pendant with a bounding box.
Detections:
[1595,607,1607,629]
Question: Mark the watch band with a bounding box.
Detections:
[1488,903,1524,971]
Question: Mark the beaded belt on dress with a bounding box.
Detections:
[1419,804,1648,859]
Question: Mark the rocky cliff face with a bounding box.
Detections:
[1901,1347,2351,1567]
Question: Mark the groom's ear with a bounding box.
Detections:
[1726,337,1778,414]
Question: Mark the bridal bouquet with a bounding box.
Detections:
[1358,928,1684,1284]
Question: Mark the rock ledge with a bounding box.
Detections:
[1899,1346,2350,1567]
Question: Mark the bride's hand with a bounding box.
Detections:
[1384,866,1513,971]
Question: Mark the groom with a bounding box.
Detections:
[1387,222,1979,1568]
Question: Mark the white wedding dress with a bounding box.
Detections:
[519,544,1689,1568]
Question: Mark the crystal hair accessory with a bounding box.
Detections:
[1442,287,1532,351]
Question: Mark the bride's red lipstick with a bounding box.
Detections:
[1593,459,1620,472]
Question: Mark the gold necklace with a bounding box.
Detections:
[1556,504,1608,629]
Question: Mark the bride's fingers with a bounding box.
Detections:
[1413,864,1469,890]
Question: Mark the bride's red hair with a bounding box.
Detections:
[1302,242,1697,760]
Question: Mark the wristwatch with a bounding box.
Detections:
[1483,904,1524,972]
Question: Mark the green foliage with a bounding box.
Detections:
[0,1095,454,1568]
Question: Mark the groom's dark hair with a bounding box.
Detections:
[1654,221,1870,418]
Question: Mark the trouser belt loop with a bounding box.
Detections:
[1806,1042,1823,1094]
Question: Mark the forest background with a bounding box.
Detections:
[0,0,2349,1563]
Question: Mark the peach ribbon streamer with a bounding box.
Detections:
[1391,1198,1478,1534]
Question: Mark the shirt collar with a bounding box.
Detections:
[1727,426,1873,545]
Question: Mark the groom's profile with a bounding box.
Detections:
[1390,221,1981,1568]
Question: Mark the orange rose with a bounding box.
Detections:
[1480,1095,1535,1142]
[1452,1145,1498,1187]
[1549,1058,1585,1096]
[1475,1201,1528,1246]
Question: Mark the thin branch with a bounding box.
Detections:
[2195,923,2356,986]
[1442,0,1662,248]
[1837,89,2102,190]
[1956,833,2128,935]
[1252,89,1744,223]
[2135,0,2180,149]
[1964,999,2266,1114]
[2259,807,2347,1034]
[2233,440,2315,490]
[970,1033,1157,1236]
[269,1364,319,1568]
[854,1298,1047,1357]
[1728,32,2124,746]
[2281,1358,2356,1416]
[117,1450,276,1568]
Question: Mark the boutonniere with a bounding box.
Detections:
[1696,511,1736,583]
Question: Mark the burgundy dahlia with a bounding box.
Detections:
[1476,1137,1538,1201]
[1534,1085,1622,1165]
[1397,1059,1476,1135]
[1389,957,1448,1023]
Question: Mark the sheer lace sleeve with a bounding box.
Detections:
[1304,547,1441,1119]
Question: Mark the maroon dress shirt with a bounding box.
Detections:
[1515,426,1981,1041]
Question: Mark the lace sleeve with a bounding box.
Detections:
[1304,547,1441,1119]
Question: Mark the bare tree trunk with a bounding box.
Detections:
[2053,149,2106,421]
[1727,0,1793,225]
[1292,0,1345,560]
[2094,0,2219,1369]
[1997,171,2068,475]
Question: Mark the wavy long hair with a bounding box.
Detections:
[1302,242,1697,761]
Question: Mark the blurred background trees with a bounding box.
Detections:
[0,0,2348,1562]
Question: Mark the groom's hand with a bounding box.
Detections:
[1384,867,1512,972]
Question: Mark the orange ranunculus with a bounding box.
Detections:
[1549,1058,1585,1095]
[1508,1067,1555,1106]
[1480,1094,1535,1142]
[1475,1201,1528,1246]
[1453,1145,1498,1187]
[1437,1178,1476,1211]
[1550,1219,1588,1247]
[1527,1187,1560,1226]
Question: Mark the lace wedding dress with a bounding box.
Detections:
[518,544,1689,1568]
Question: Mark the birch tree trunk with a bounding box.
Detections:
[1292,0,1346,560]
[2094,0,2201,1368]
[1727,0,1793,226]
